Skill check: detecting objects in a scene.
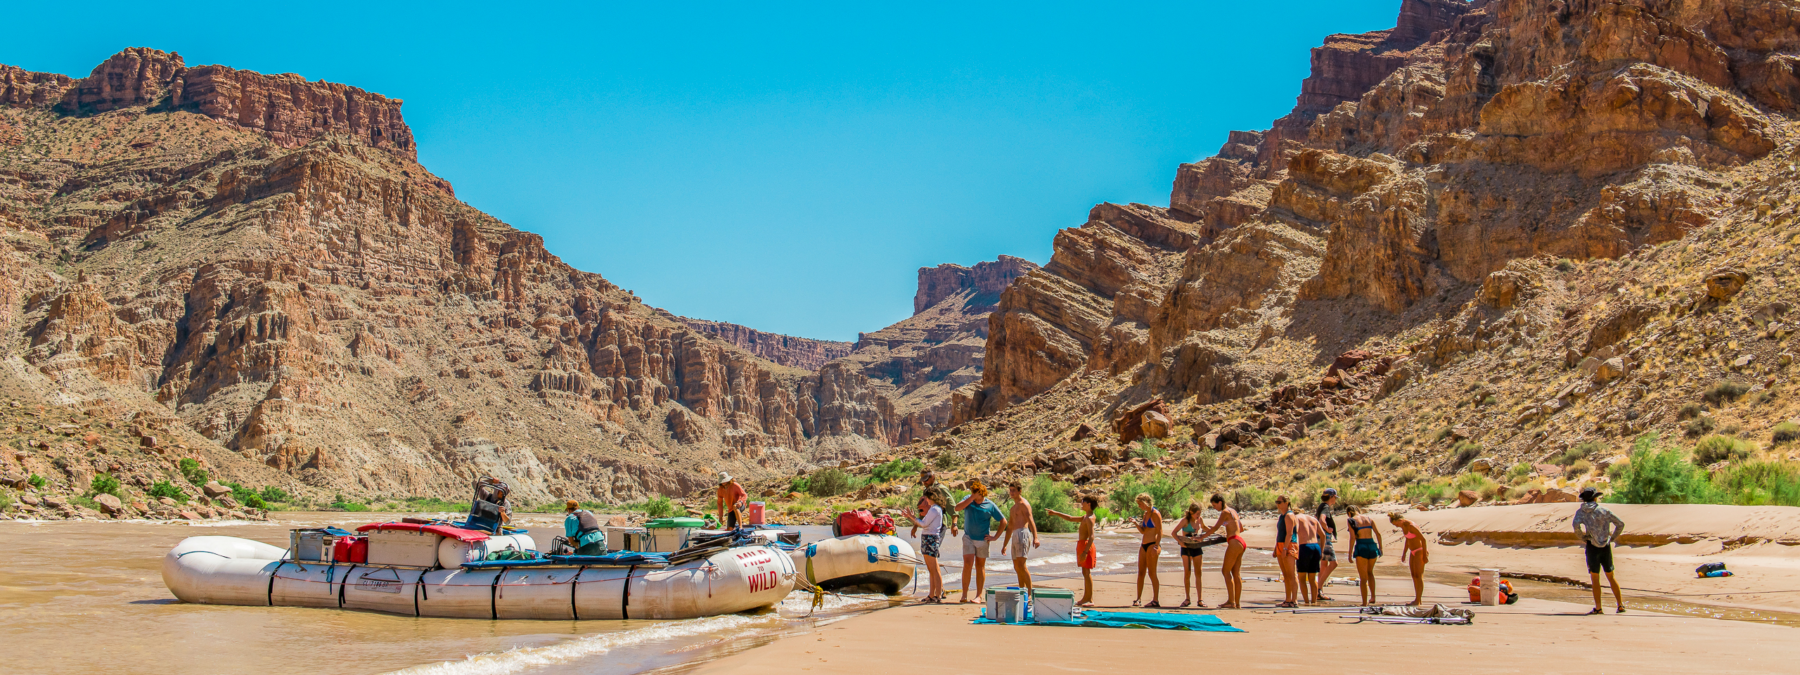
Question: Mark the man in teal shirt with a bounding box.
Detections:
[953,480,1007,603]
[563,500,606,555]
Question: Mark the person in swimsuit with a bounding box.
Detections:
[1133,493,1164,607]
[1001,481,1040,591]
[1314,488,1340,600]
[1172,502,1207,608]
[1206,494,1247,609]
[1294,511,1323,605]
[1346,504,1381,606]
[1046,494,1100,607]
[1274,496,1300,608]
[1389,511,1428,606]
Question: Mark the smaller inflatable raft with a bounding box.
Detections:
[790,534,916,594]
[164,534,797,620]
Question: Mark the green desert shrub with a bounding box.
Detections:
[1131,439,1167,461]
[1452,442,1482,467]
[259,486,290,503]
[1704,380,1751,405]
[1022,475,1077,533]
[1712,461,1800,507]
[1685,415,1717,438]
[89,473,121,497]
[1343,461,1373,478]
[806,468,854,498]
[178,458,208,486]
[624,496,678,518]
[1108,471,1192,516]
[1692,435,1755,466]
[1609,436,1720,505]
[1228,486,1276,512]
[870,458,923,483]
[1556,442,1606,467]
[1771,422,1800,445]
[148,480,186,503]
[933,451,961,470]
[1380,453,1406,469]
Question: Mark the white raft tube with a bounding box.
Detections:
[163,536,797,620]
[790,534,916,594]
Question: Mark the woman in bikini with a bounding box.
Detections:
[1133,493,1163,608]
[1389,511,1428,606]
[1346,504,1381,606]
[1171,502,1207,608]
[1206,493,1246,609]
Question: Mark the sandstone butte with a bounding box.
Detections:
[10,0,1800,520]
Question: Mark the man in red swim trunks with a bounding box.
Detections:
[1047,494,1101,607]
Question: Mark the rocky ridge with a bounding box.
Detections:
[0,48,939,516]
[890,0,1800,509]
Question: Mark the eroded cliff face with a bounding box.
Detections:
[831,256,1035,443]
[955,0,1800,450]
[0,49,909,503]
[673,316,852,370]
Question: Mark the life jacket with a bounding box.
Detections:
[574,509,601,535]
[1467,577,1516,603]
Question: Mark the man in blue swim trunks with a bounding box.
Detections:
[953,480,1007,604]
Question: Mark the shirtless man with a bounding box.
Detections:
[1046,495,1099,607]
[1294,510,1324,604]
[1206,494,1247,609]
[1274,496,1300,608]
[1000,481,1040,590]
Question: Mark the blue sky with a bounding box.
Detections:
[5,1,1401,341]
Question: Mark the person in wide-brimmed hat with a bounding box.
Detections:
[715,473,747,529]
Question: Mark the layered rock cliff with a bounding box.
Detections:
[673,316,852,371]
[0,49,912,507]
[932,0,1800,501]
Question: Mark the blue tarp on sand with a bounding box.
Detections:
[975,610,1244,632]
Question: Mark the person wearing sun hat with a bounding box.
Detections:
[716,472,748,529]
[1573,486,1627,615]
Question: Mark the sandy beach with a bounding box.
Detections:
[698,503,1800,675]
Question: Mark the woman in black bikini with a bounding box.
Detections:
[1133,493,1163,608]
[1172,502,1207,608]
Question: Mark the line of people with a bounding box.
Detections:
[904,474,1628,613]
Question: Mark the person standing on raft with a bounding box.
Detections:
[1045,495,1099,607]
[953,481,1008,604]
[716,473,748,529]
[1573,486,1627,615]
[563,500,606,555]
[1001,481,1040,591]
[1389,511,1428,606]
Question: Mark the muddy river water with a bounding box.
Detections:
[1,512,1281,674]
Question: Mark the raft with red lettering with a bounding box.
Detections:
[162,535,798,620]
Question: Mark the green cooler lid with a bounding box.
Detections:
[1032,587,1074,599]
[645,517,705,528]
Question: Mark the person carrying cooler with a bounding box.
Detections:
[715,473,748,529]
[1001,481,1040,590]
[953,480,1008,604]
[1045,495,1099,607]
[562,500,606,555]
[1573,486,1627,615]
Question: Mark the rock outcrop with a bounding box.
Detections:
[0,48,911,503]
[674,316,852,371]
